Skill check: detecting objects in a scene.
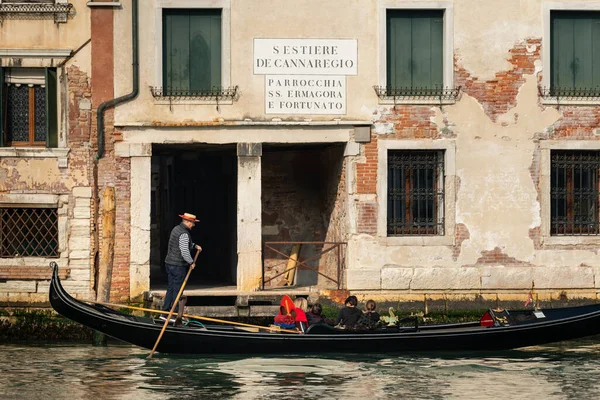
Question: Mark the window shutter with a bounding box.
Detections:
[189,10,221,90]
[164,11,191,91]
[552,12,600,91]
[164,9,222,91]
[387,11,412,89]
[0,66,4,147]
[45,68,58,148]
[411,11,443,88]
[387,10,443,89]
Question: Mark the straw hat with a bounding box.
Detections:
[179,213,199,222]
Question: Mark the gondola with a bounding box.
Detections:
[49,263,600,354]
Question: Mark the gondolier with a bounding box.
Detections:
[162,212,202,312]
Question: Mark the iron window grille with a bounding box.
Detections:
[0,1,73,24]
[388,150,445,236]
[539,87,600,101]
[0,207,59,257]
[5,83,47,146]
[551,151,600,236]
[374,86,461,104]
[1,67,58,148]
[150,86,239,101]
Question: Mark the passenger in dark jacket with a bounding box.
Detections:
[307,303,326,326]
[334,295,362,328]
[357,299,380,329]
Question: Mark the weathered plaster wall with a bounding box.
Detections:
[347,1,600,299]
[102,0,600,300]
[114,0,377,124]
[0,0,95,304]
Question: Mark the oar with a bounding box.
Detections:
[87,300,300,334]
[148,249,200,359]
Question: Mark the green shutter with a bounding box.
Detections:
[164,11,191,90]
[0,66,4,147]
[164,9,222,91]
[387,10,443,89]
[45,68,57,148]
[551,11,600,91]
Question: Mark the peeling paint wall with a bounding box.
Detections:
[103,0,600,301]
[348,0,600,300]
[0,0,95,304]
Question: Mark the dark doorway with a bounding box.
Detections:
[150,145,237,288]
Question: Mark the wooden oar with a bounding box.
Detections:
[148,249,200,358]
[87,300,300,334]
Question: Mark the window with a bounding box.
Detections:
[551,151,600,235]
[0,67,58,148]
[387,150,445,235]
[162,9,222,94]
[0,207,59,257]
[386,9,443,90]
[377,2,455,104]
[550,11,600,95]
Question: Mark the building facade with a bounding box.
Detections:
[3,0,600,305]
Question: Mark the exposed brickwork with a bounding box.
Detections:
[451,223,470,261]
[357,202,377,235]
[0,65,93,304]
[356,134,378,194]
[471,247,534,267]
[379,106,440,138]
[261,147,343,289]
[94,125,131,302]
[67,66,93,147]
[529,226,542,250]
[455,38,541,122]
[549,108,600,139]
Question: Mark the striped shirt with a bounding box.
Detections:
[179,234,194,264]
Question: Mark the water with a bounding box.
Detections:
[2,339,600,399]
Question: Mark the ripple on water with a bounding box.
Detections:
[1,339,600,399]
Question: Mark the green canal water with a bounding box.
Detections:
[1,338,600,399]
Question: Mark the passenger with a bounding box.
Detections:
[293,297,309,333]
[307,302,326,326]
[274,295,296,330]
[334,295,362,328]
[274,305,296,330]
[357,299,381,329]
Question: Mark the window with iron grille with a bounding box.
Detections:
[387,150,445,235]
[551,150,600,235]
[0,207,59,257]
[0,67,58,148]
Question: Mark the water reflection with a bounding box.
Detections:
[1,340,600,399]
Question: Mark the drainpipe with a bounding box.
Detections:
[95,0,139,160]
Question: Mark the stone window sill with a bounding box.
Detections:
[377,98,457,106]
[541,97,600,106]
[541,236,600,246]
[378,235,454,246]
[0,147,69,168]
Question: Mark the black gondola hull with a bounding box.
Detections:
[49,265,600,354]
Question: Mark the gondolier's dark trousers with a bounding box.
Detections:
[163,263,188,311]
